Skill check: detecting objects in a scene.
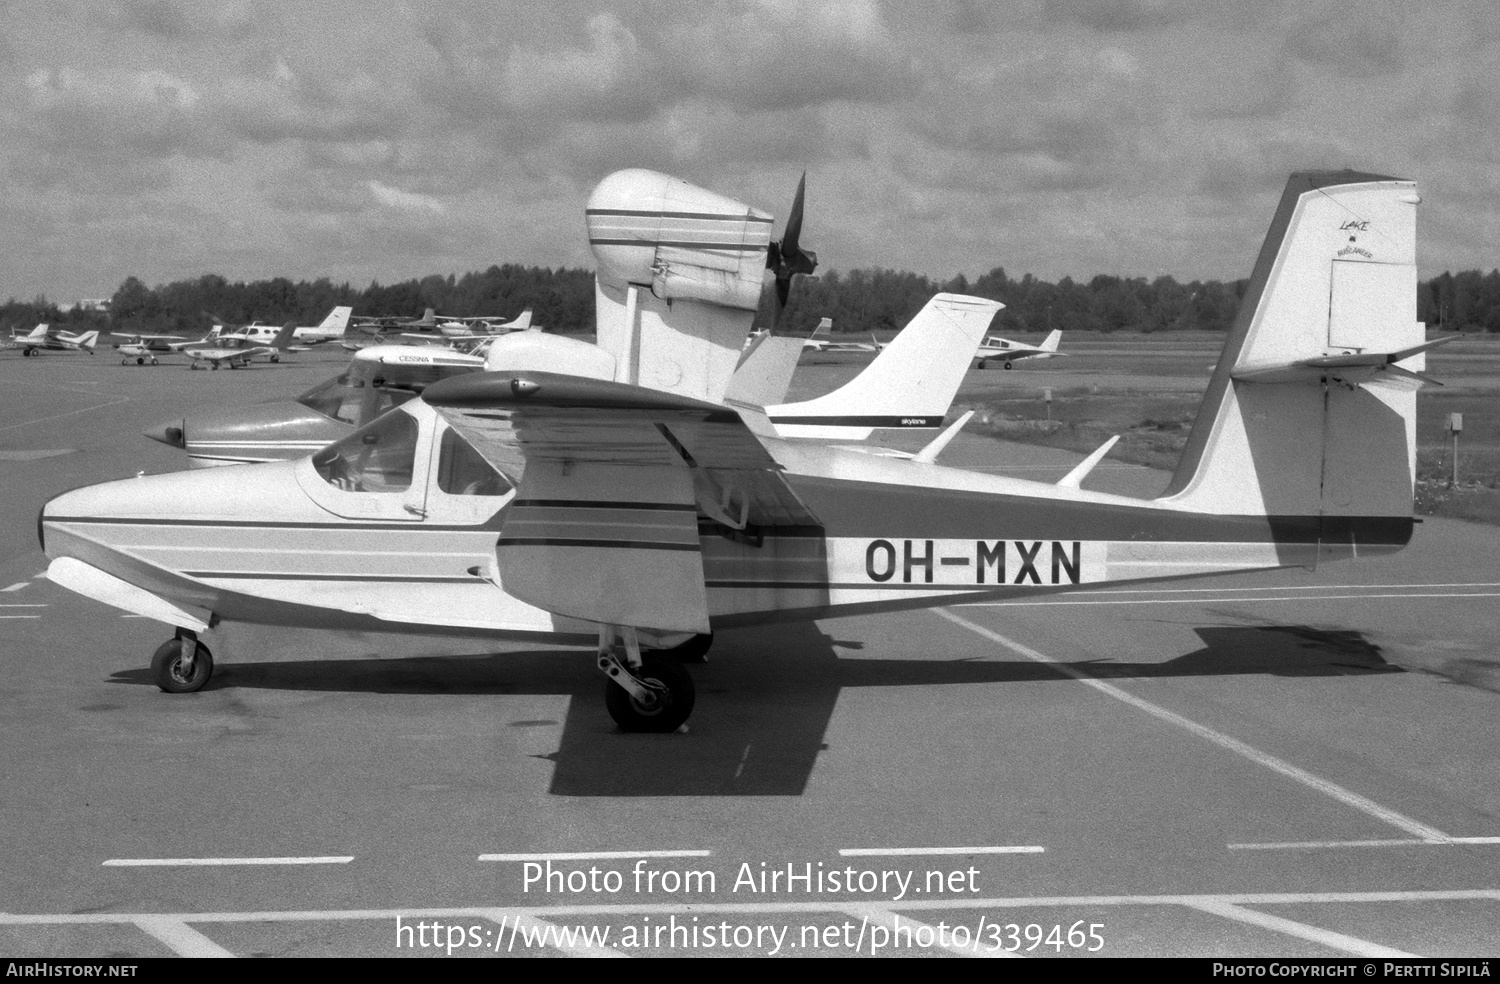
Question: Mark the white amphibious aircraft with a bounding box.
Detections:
[974,328,1063,369]
[41,170,1441,734]
[4,324,100,356]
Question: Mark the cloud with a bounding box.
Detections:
[1286,8,1405,77]
[366,179,446,214]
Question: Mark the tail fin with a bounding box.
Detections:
[812,317,831,339]
[504,307,533,331]
[320,306,353,330]
[271,322,297,351]
[1160,171,1421,556]
[767,293,1002,439]
[77,331,99,351]
[724,334,804,407]
[1039,329,1062,353]
[28,324,49,340]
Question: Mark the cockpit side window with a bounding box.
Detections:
[296,375,418,425]
[312,410,418,492]
[436,427,512,497]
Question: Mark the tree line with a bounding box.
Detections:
[3,264,1498,336]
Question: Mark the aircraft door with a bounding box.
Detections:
[417,419,515,527]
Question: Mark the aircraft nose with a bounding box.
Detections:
[144,418,186,448]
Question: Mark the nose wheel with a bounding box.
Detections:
[150,632,213,693]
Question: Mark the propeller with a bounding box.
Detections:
[765,172,818,323]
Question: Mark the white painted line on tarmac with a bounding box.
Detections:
[5,889,1498,925]
[0,603,45,607]
[483,909,628,958]
[480,850,712,862]
[131,915,235,958]
[961,591,1500,608]
[1231,837,1500,850]
[1182,900,1415,958]
[840,846,1045,857]
[935,608,1455,843]
[0,395,131,433]
[1085,582,1500,595]
[104,856,355,867]
[843,903,1014,958]
[0,615,40,619]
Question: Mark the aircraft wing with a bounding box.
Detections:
[423,371,819,632]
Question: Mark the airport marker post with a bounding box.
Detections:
[1449,412,1463,487]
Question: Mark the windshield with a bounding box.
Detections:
[312,410,418,492]
[296,374,415,425]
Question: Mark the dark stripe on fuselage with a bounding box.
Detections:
[511,499,697,511]
[771,415,939,427]
[585,208,773,223]
[45,516,498,532]
[588,240,766,251]
[779,476,1414,545]
[497,537,700,552]
[183,572,480,583]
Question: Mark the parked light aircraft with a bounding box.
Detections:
[291,306,354,345]
[975,328,1063,369]
[801,318,878,355]
[147,344,487,466]
[113,327,226,365]
[4,324,100,356]
[184,322,297,370]
[147,288,994,464]
[437,308,535,338]
[41,170,1439,735]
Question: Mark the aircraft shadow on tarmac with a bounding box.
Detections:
[105,620,1398,797]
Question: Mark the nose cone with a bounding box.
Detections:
[144,418,186,448]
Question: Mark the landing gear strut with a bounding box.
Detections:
[150,629,213,693]
[598,626,695,732]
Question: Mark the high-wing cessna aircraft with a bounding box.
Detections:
[801,318,878,354]
[183,323,297,370]
[4,324,100,356]
[292,306,354,345]
[147,344,487,466]
[975,328,1063,369]
[113,328,225,365]
[438,308,535,338]
[41,170,1439,735]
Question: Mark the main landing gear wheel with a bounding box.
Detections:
[659,633,713,664]
[1003,361,1013,369]
[270,354,280,363]
[604,655,695,733]
[136,356,146,365]
[150,638,213,693]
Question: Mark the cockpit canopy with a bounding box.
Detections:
[311,408,511,497]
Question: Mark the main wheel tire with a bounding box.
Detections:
[604,656,695,733]
[150,358,158,365]
[657,632,713,664]
[136,357,146,365]
[270,354,279,363]
[1003,361,1012,370]
[150,638,214,693]
[121,358,129,365]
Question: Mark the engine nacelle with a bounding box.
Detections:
[483,331,616,381]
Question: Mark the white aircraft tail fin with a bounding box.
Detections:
[26,324,49,340]
[271,323,297,351]
[1039,329,1062,353]
[724,334,804,407]
[319,306,353,330]
[589,169,773,404]
[76,331,99,351]
[768,293,1002,439]
[1160,171,1422,554]
[811,317,831,339]
[503,307,533,331]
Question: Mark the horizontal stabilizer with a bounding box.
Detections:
[911,411,974,464]
[1056,435,1120,489]
[1232,336,1456,387]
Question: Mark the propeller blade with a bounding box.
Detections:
[767,172,819,314]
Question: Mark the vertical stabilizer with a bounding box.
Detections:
[1160,171,1422,556]
[768,293,1001,439]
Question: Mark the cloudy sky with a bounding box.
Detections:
[2,0,1496,303]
